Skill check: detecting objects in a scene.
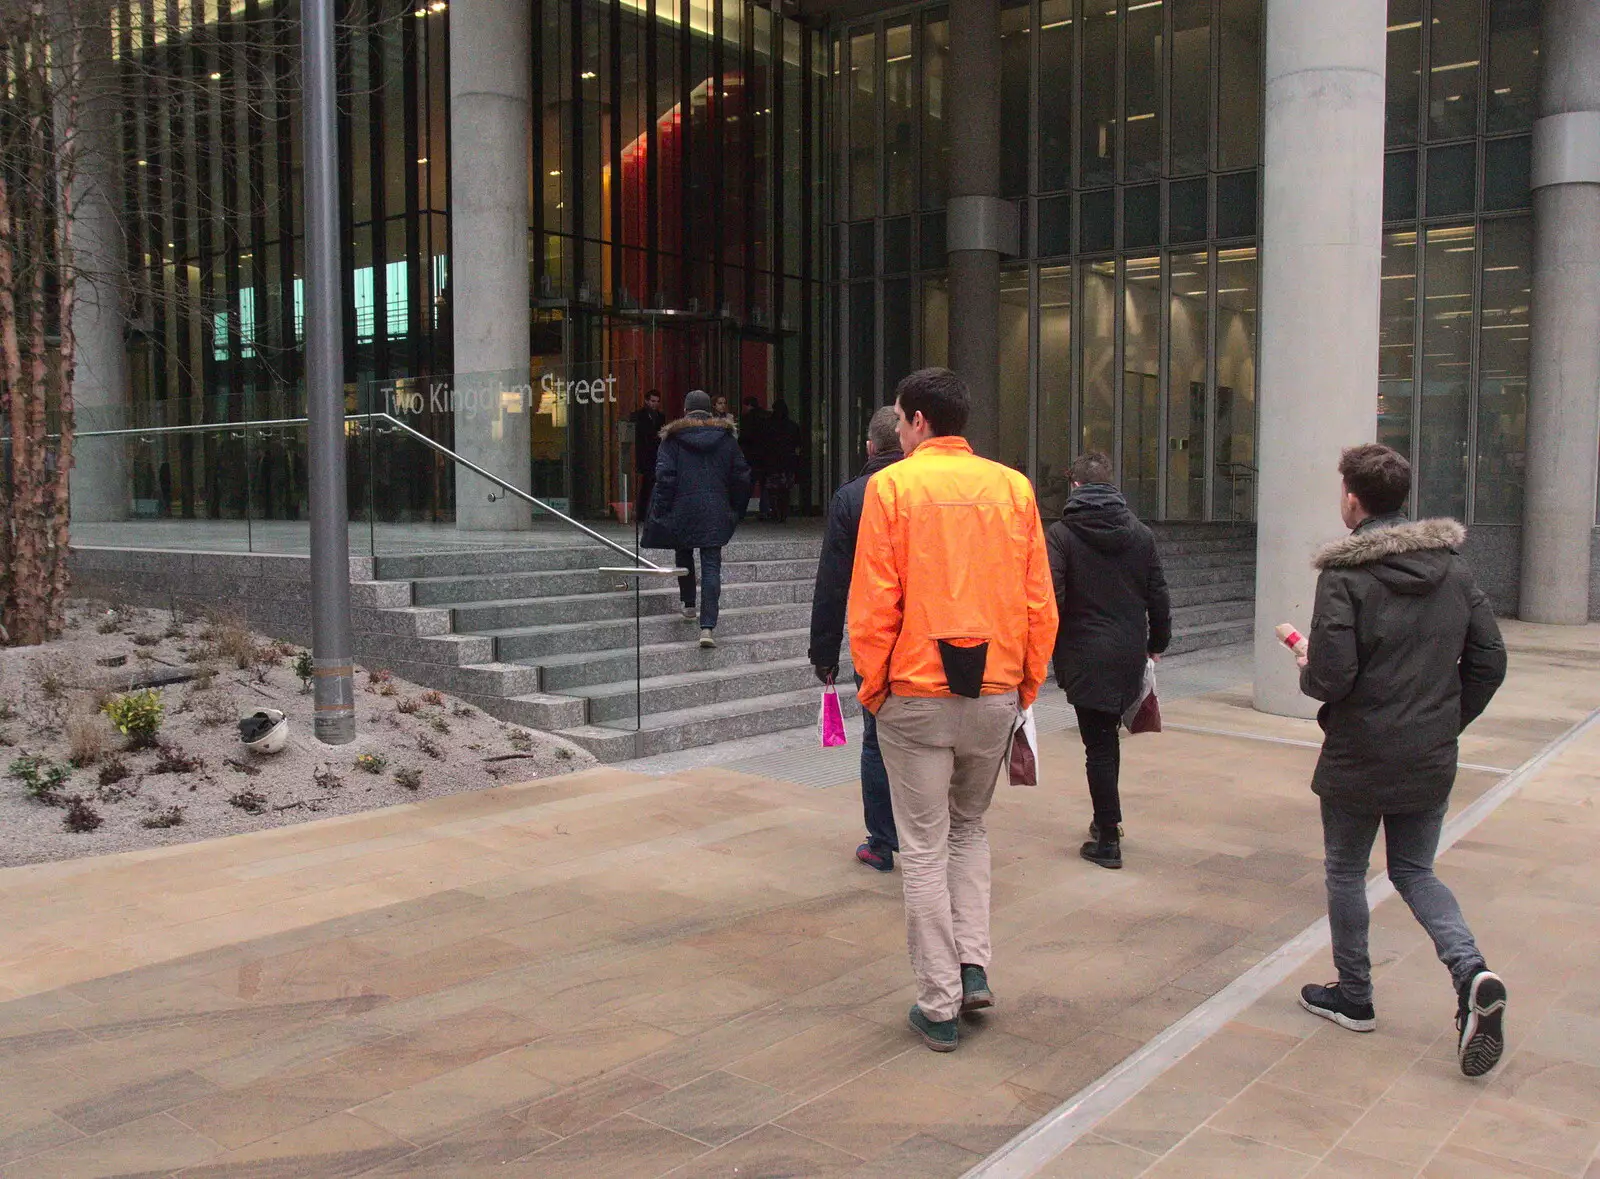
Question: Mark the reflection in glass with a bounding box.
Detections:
[1386,0,1421,146]
[1379,231,1417,460]
[1081,261,1116,457]
[1213,247,1257,521]
[1000,269,1031,472]
[883,278,914,396]
[1483,136,1532,211]
[1426,143,1475,218]
[1038,266,1073,517]
[1217,0,1261,169]
[885,21,916,216]
[850,281,875,410]
[1487,0,1539,133]
[1428,0,1479,141]
[849,29,877,219]
[1124,0,1164,181]
[1418,225,1475,519]
[1168,253,1209,520]
[1123,256,1162,518]
[1081,3,1116,187]
[922,11,950,209]
[922,274,949,369]
[1001,0,1031,199]
[1038,0,1073,192]
[1475,217,1531,524]
[1171,0,1212,175]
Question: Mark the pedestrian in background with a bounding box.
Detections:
[629,389,666,525]
[810,405,903,872]
[850,367,1058,1053]
[765,400,803,523]
[1045,451,1170,870]
[643,389,751,650]
[1296,443,1508,1078]
[739,397,770,518]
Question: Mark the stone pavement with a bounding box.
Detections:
[0,624,1594,1178]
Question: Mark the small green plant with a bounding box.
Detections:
[556,747,575,762]
[132,633,161,648]
[420,690,444,708]
[427,715,451,735]
[395,697,421,715]
[364,668,393,694]
[294,650,315,693]
[228,790,269,814]
[394,766,423,790]
[355,752,387,774]
[313,764,344,790]
[415,733,444,761]
[63,796,103,832]
[102,689,165,749]
[141,805,185,829]
[9,755,70,805]
[0,702,15,721]
[451,703,476,719]
[506,727,533,753]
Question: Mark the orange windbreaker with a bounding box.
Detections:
[847,435,1058,714]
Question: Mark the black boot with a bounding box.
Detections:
[1079,831,1122,869]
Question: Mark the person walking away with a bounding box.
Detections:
[739,397,770,519]
[810,406,903,872]
[850,367,1058,1053]
[644,390,752,650]
[1296,443,1508,1077]
[765,400,803,523]
[1046,452,1170,870]
[629,389,666,525]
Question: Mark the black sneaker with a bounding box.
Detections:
[960,964,994,1013]
[1299,982,1377,1032]
[1088,821,1125,841]
[908,1005,958,1052]
[1456,969,1507,1077]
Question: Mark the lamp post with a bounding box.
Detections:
[301,0,356,743]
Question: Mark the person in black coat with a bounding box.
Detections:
[1045,452,1171,870]
[1294,443,1508,1076]
[809,406,903,872]
[643,390,752,649]
[739,397,770,518]
[764,400,803,523]
[629,389,666,525]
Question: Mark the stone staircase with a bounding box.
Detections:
[360,523,1256,762]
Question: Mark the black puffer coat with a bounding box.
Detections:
[642,415,752,550]
[807,448,904,670]
[1045,484,1171,715]
[1301,515,1507,814]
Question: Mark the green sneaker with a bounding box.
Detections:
[908,1005,959,1052]
[960,964,994,1012]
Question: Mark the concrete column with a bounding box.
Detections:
[1252,0,1386,717]
[67,13,129,523]
[945,0,1006,457]
[449,0,532,530]
[1519,0,1600,624]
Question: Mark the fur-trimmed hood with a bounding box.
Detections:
[1314,517,1466,569]
[660,414,735,449]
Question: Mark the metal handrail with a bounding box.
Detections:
[70,412,679,576]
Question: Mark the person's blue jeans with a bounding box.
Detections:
[1321,799,1485,1006]
[857,675,898,854]
[675,546,723,629]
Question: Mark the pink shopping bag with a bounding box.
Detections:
[819,682,848,748]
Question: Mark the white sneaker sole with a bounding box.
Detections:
[1459,971,1507,1077]
[1299,994,1376,1033]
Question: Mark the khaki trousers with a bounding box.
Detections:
[875,692,1018,1022]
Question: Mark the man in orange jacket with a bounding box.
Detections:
[849,367,1058,1052]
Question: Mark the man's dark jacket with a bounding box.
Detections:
[642,415,752,550]
[630,406,666,474]
[1045,484,1171,715]
[807,448,903,669]
[1301,515,1507,814]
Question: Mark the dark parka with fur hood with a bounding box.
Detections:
[1301,515,1507,815]
[642,414,752,550]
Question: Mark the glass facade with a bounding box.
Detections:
[827,0,1535,524]
[109,0,824,526]
[92,0,1539,530]
[829,0,1264,521]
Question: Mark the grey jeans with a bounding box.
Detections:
[1322,799,1485,1006]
